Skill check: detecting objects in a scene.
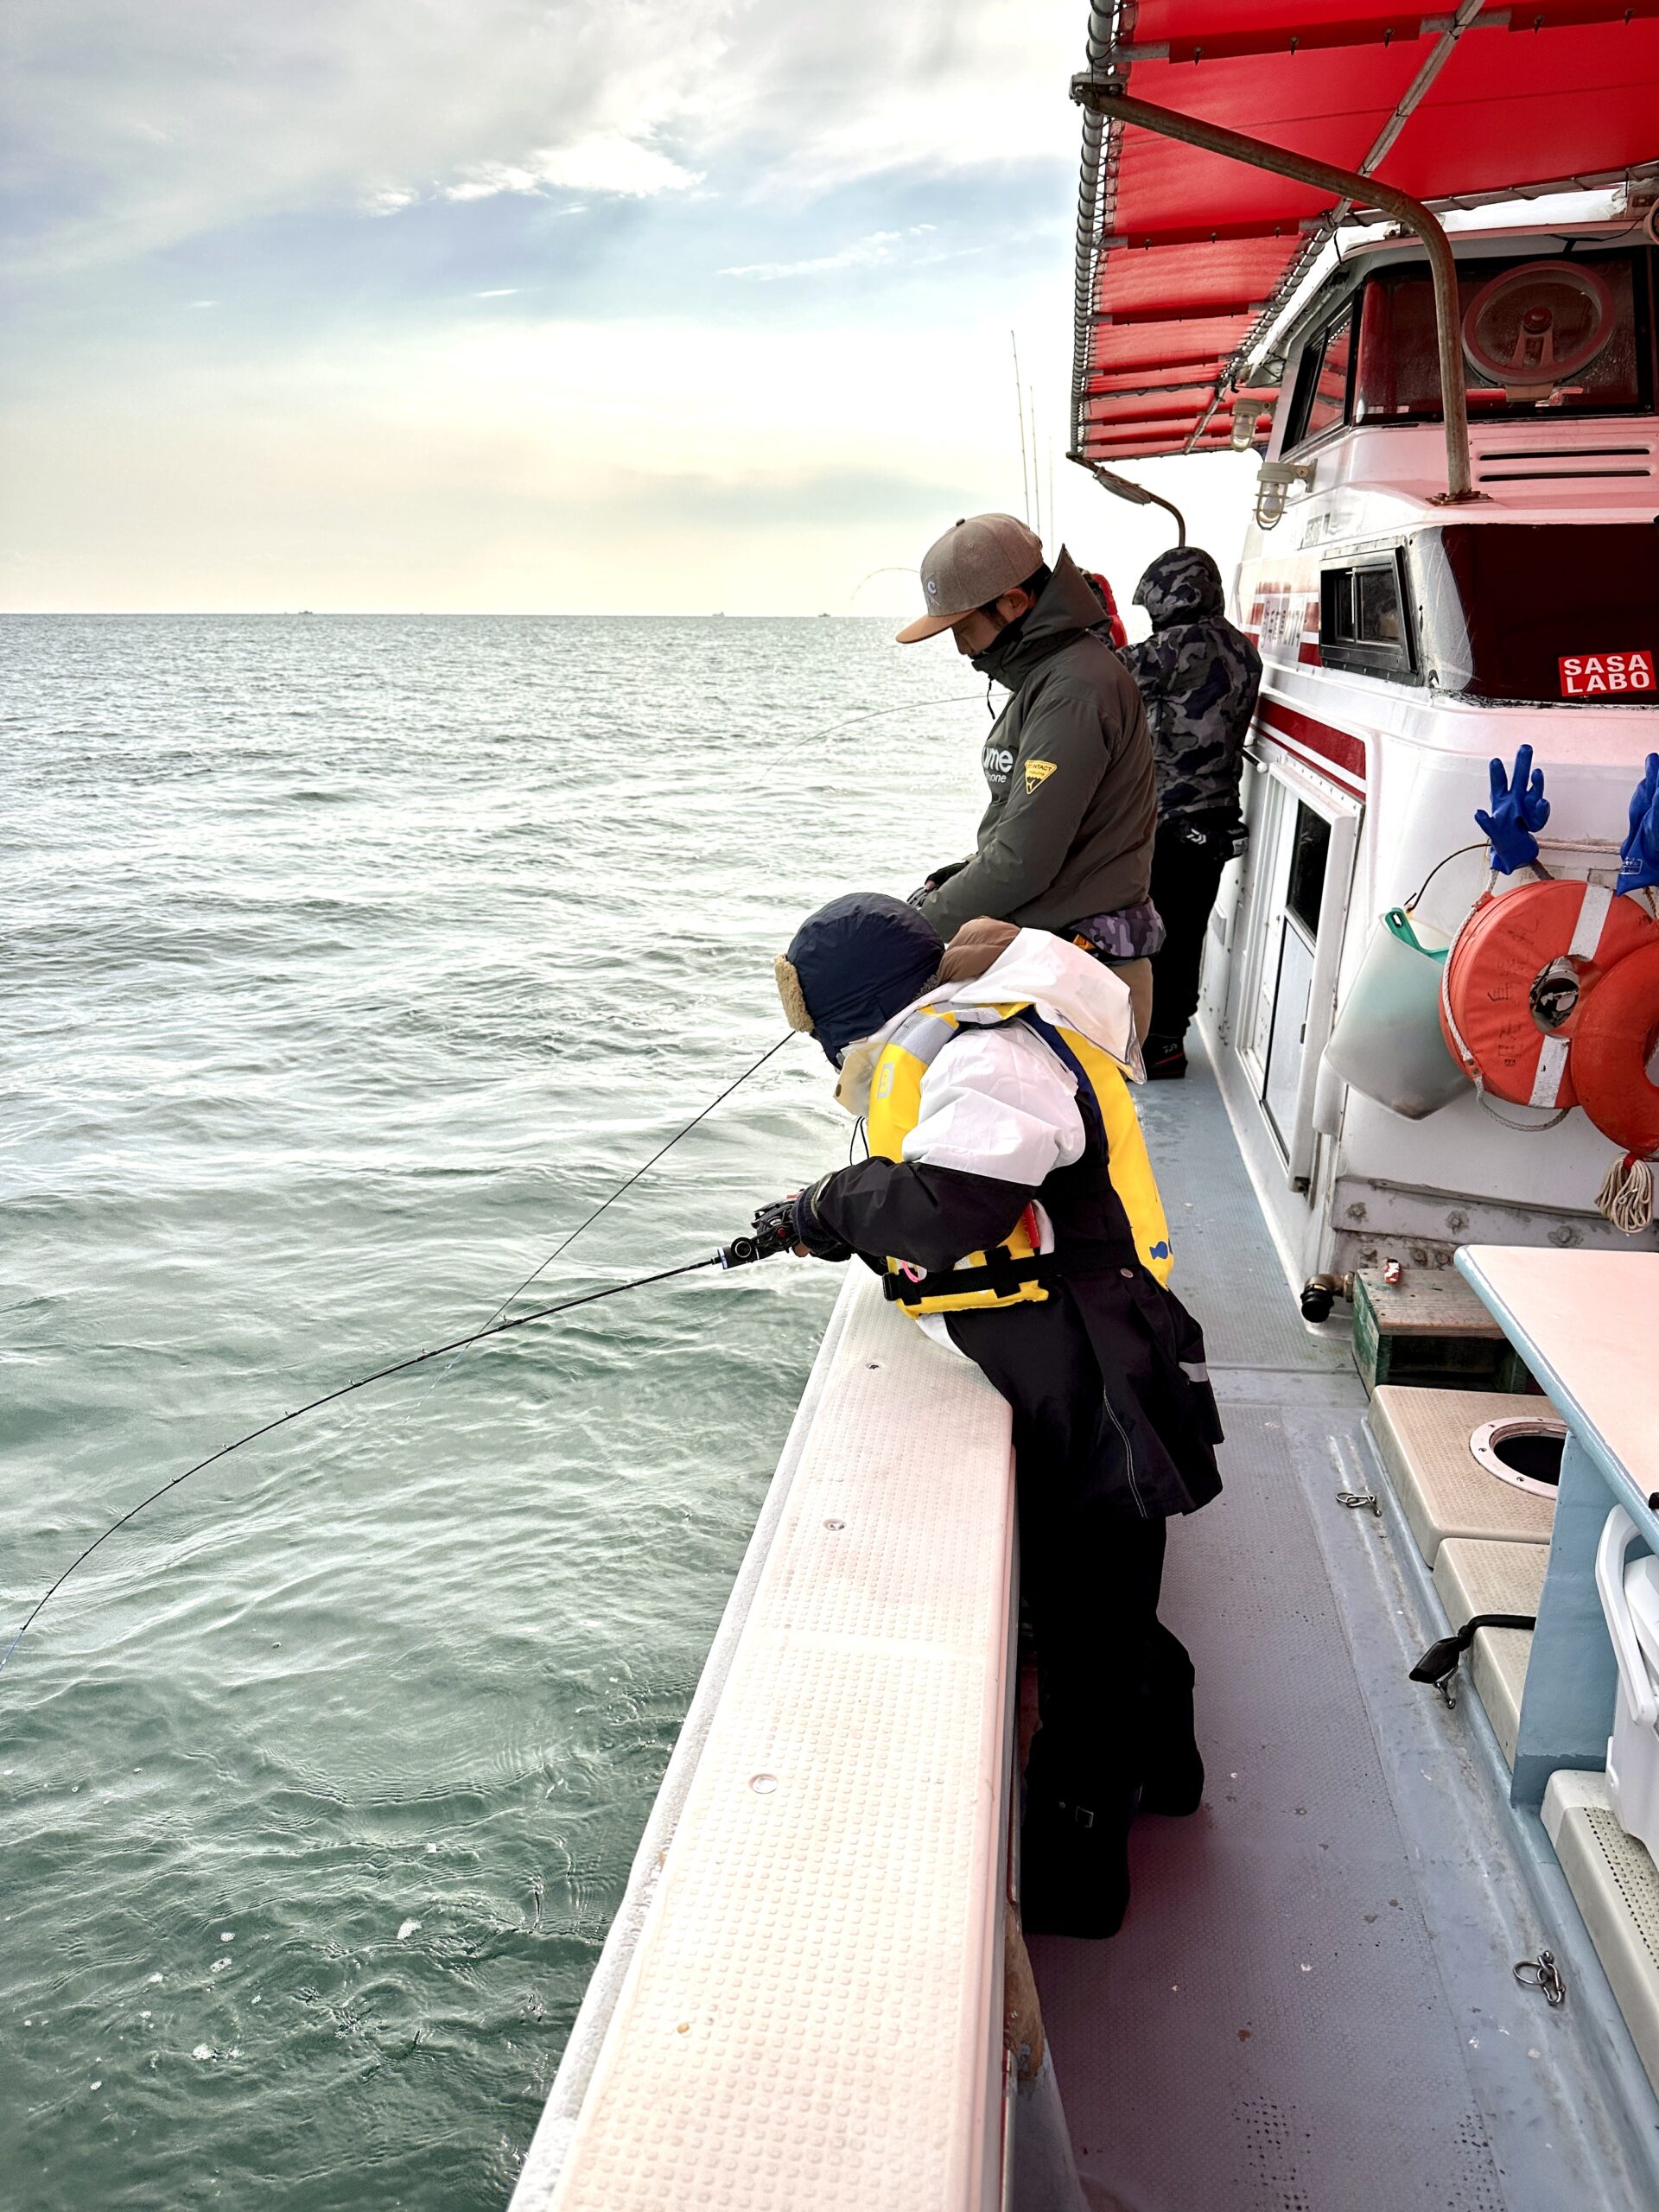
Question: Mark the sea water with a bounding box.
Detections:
[2,615,989,2209]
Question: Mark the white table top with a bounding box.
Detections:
[1456,1247,1659,1497]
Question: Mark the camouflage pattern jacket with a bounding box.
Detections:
[1120,546,1262,823]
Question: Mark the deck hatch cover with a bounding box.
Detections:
[1072,3,1659,461]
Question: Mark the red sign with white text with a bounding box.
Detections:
[1558,650,1655,697]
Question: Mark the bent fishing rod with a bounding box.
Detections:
[4,682,988,1674]
[2,1062,804,1675]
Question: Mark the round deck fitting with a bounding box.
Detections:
[1469,1415,1567,1498]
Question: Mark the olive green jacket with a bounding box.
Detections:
[919,550,1157,942]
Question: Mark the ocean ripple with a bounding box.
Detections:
[3,612,985,2209]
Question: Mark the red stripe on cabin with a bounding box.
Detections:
[1255,694,1367,798]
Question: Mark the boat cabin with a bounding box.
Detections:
[1064,6,1659,1296]
[1217,222,1659,1290]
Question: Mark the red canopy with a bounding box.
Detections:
[1072,3,1659,461]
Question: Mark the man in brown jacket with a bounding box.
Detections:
[899,512,1160,1043]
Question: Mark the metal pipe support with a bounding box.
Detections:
[1070,76,1481,505]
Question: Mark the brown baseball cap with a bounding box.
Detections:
[894,512,1045,644]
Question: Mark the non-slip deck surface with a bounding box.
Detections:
[1134,1076,1351,1378]
[1033,1043,1643,2212]
[520,1276,1017,2212]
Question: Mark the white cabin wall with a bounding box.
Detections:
[1205,224,1659,1282]
[1208,696,1659,1274]
[1221,514,1659,1271]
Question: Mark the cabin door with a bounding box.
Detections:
[1263,916,1317,1150]
[1237,769,1356,1186]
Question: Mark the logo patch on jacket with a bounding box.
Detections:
[1024,758,1058,795]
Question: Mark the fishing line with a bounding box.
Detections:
[424,685,989,1379]
[428,1030,791,1387]
[802,694,986,744]
[5,689,982,1669]
[6,1028,807,1668]
[0,1255,720,1675]
[422,692,988,1375]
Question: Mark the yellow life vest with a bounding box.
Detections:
[864,1000,1174,1316]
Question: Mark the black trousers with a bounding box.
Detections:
[950,1289,1194,1813]
[1147,809,1233,1046]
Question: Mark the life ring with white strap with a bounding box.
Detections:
[1439,878,1657,1110]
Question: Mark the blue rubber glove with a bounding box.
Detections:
[1474,745,1550,875]
[1617,753,1659,898]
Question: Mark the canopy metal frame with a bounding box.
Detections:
[1071,74,1484,503]
[1076,461,1188,544]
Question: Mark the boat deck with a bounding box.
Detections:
[1033,1039,1654,2212]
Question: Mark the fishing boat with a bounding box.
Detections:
[509,9,1659,2207]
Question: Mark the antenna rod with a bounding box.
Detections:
[1011,331,1031,523]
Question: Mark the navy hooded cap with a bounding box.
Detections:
[787,893,943,1065]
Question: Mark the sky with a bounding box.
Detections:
[0,1,1254,614]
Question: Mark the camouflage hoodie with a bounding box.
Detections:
[1121,546,1262,822]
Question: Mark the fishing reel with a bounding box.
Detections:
[717,1197,801,1270]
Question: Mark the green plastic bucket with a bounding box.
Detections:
[1323,906,1471,1119]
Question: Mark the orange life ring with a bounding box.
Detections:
[1569,939,1659,1157]
[1440,880,1656,1109]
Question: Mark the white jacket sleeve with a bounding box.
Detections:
[900,1024,1087,1186]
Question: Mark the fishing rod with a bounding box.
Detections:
[2,1027,807,1673]
[4,686,985,1672]
[0,1208,800,1675]
[424,1031,791,1386]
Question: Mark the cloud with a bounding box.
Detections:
[0,304,1063,608]
[2,0,721,276]
[441,134,697,204]
[0,3,1138,613]
[0,279,1266,613]
[3,2,1085,276]
[720,223,936,282]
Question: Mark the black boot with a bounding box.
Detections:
[1139,1653,1203,1816]
[1143,1034,1188,1081]
[1140,1740,1205,1817]
[1020,1786,1137,1939]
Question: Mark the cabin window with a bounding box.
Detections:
[1353,251,1650,423]
[1287,306,1355,448]
[1286,804,1332,939]
[1319,555,1415,678]
[1412,523,1659,702]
